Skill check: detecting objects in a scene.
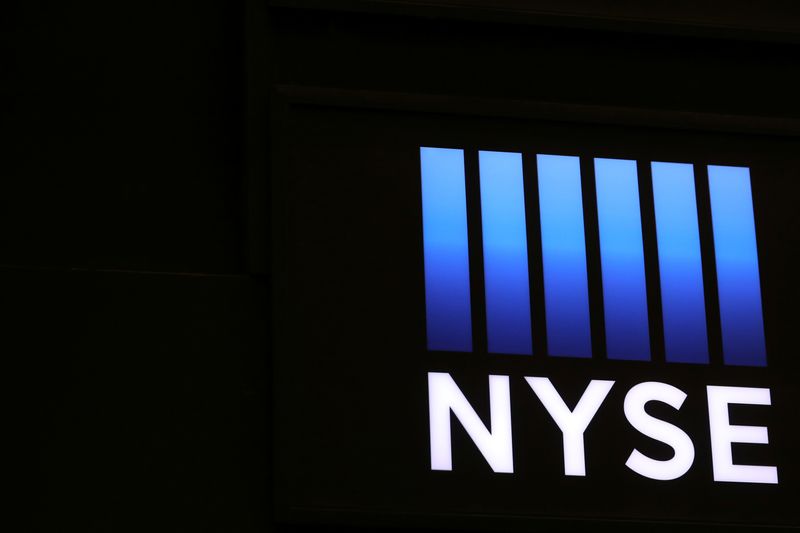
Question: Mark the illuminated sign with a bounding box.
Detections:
[420,147,766,365]
[421,147,775,485]
[271,109,800,530]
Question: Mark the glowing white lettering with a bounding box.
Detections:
[624,381,695,480]
[707,385,778,484]
[525,377,614,476]
[428,372,514,473]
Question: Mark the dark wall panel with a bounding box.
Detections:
[270,8,800,119]
[16,270,268,532]
[2,2,246,272]
[2,2,267,531]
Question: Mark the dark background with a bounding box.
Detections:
[3,1,800,531]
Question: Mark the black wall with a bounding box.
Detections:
[5,2,266,531]
[5,1,799,532]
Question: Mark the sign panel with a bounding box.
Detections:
[273,105,800,530]
[421,148,773,483]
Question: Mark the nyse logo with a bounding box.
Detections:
[420,147,776,484]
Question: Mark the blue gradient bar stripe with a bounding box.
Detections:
[537,154,592,358]
[594,158,651,361]
[651,162,709,364]
[479,151,533,355]
[708,165,767,366]
[420,147,472,352]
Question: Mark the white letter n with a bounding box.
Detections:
[428,372,513,473]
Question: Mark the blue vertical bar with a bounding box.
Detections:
[651,162,709,364]
[708,165,766,366]
[420,147,473,352]
[479,151,533,355]
[537,154,592,358]
[594,158,651,361]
